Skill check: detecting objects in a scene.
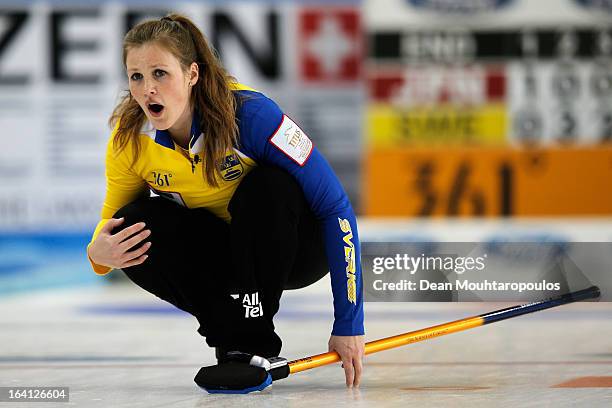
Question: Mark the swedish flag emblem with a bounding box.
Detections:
[219,154,244,181]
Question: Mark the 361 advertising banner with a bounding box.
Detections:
[364,147,612,216]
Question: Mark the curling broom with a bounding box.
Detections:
[195,285,600,392]
[280,285,601,376]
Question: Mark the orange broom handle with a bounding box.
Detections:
[286,286,600,375]
[288,316,484,374]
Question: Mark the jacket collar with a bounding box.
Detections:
[154,110,204,155]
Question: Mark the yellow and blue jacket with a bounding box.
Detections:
[88,84,364,336]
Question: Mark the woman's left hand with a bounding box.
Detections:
[328,334,365,388]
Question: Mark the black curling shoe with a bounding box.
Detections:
[195,350,289,394]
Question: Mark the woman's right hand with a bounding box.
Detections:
[87,217,152,269]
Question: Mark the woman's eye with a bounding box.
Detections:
[130,73,142,81]
[154,69,166,78]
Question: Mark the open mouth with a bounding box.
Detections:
[148,103,165,116]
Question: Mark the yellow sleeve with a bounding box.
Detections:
[88,123,149,275]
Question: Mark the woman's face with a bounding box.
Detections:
[126,42,198,131]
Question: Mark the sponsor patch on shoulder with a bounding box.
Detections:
[269,115,313,166]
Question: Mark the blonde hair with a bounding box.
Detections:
[109,13,238,187]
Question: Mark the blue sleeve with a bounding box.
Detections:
[238,95,364,336]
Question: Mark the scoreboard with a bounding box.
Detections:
[364,0,612,216]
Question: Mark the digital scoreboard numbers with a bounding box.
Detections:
[509,30,612,145]
[369,27,612,146]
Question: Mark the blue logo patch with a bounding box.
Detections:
[408,0,514,13]
[219,154,244,181]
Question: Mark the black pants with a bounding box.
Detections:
[112,166,328,358]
